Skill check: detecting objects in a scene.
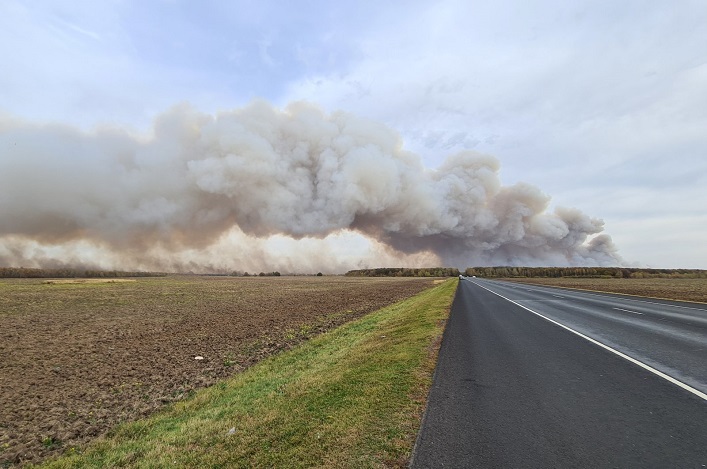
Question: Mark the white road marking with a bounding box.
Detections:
[553,295,564,298]
[470,281,707,402]
[613,307,643,315]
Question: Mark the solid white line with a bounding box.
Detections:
[613,307,643,315]
[470,281,707,402]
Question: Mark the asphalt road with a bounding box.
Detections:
[411,278,707,468]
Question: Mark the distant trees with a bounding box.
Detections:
[5,265,701,280]
[0,267,167,279]
[229,271,281,277]
[345,267,461,277]
[344,266,706,279]
[463,266,707,279]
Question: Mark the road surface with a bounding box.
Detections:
[411,278,707,467]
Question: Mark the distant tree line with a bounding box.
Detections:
[234,271,281,277]
[345,266,706,279]
[463,266,707,279]
[345,267,462,277]
[0,267,168,279]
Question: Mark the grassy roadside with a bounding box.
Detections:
[37,279,457,468]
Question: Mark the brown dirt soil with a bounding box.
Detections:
[503,277,707,303]
[0,276,438,467]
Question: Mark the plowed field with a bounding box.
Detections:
[0,276,438,466]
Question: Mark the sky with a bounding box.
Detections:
[1,0,706,271]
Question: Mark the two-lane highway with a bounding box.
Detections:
[411,279,707,467]
[474,278,707,397]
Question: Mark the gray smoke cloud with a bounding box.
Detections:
[0,101,621,272]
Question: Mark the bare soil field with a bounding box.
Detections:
[0,275,438,467]
[503,277,707,303]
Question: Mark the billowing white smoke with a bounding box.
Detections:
[0,101,620,272]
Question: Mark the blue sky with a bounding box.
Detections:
[1,0,706,269]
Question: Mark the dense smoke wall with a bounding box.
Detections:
[0,101,621,271]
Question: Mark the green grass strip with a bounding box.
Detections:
[38,279,457,468]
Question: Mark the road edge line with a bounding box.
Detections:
[469,280,707,402]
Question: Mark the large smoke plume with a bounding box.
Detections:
[0,101,620,272]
